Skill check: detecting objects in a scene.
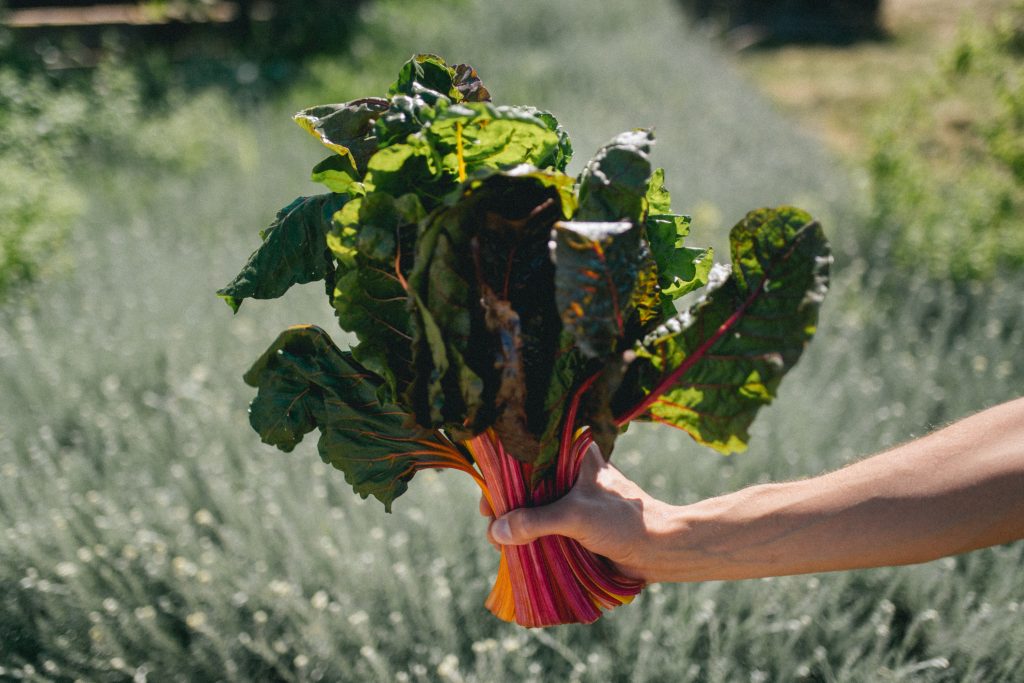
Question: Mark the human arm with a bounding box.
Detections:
[485,397,1024,583]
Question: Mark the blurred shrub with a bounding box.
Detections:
[867,2,1024,281]
[3,0,364,80]
[679,0,883,46]
[0,57,255,297]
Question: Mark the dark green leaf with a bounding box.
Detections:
[294,98,389,170]
[218,194,347,312]
[326,193,423,402]
[617,207,831,453]
[244,325,459,511]
[406,170,572,460]
[375,94,438,148]
[552,220,644,358]
[388,54,459,101]
[531,334,587,482]
[576,130,654,222]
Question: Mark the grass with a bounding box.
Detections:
[1,0,1023,680]
[735,0,1021,160]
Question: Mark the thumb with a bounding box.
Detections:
[489,498,575,546]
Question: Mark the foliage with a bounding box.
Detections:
[867,2,1024,280]
[221,54,830,510]
[677,0,882,46]
[0,58,255,297]
[219,54,829,626]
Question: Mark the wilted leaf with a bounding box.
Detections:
[218,194,347,312]
[294,98,389,170]
[453,63,491,102]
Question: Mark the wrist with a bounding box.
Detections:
[642,482,789,583]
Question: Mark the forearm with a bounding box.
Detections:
[647,398,1024,583]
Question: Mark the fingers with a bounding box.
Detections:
[488,497,577,546]
[479,495,493,518]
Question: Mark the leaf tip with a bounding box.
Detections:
[217,291,241,314]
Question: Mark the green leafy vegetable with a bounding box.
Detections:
[217,193,347,312]
[244,325,471,512]
[616,207,830,452]
[219,54,831,627]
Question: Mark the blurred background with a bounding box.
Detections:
[1,0,1022,680]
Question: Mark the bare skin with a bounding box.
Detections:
[481,397,1024,584]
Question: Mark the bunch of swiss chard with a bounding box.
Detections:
[219,55,831,628]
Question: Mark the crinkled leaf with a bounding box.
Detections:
[407,170,571,460]
[645,168,673,215]
[628,241,669,328]
[453,63,492,102]
[646,214,713,299]
[363,134,453,206]
[243,325,458,511]
[552,220,643,358]
[576,130,654,222]
[643,167,711,300]
[375,94,438,148]
[389,54,460,101]
[430,103,568,174]
[616,207,831,453]
[294,98,389,170]
[218,194,347,312]
[326,192,423,402]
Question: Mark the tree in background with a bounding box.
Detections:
[679,0,883,47]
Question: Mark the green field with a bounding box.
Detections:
[2,1,1023,681]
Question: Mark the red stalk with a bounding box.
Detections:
[466,428,644,627]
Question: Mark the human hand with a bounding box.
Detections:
[478,443,678,584]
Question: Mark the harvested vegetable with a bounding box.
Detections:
[219,54,831,627]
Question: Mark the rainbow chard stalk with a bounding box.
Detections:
[219,55,831,627]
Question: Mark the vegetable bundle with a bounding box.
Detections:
[219,55,831,627]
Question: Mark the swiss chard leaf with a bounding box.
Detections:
[406,169,573,460]
[311,154,365,196]
[576,130,654,222]
[429,103,570,175]
[388,54,461,101]
[293,98,389,170]
[375,94,438,148]
[326,192,423,403]
[551,220,643,358]
[615,207,831,453]
[646,215,714,299]
[218,194,348,312]
[244,325,460,511]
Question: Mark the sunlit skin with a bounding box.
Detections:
[482,397,1024,584]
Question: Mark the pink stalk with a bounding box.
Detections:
[468,428,644,627]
